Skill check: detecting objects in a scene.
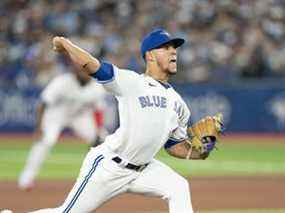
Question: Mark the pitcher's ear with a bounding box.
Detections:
[145,51,155,62]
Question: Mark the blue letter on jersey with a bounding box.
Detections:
[139,96,147,108]
[138,96,167,108]
[174,101,182,117]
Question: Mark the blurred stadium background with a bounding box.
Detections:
[0,0,285,212]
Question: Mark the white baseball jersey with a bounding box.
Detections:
[100,65,190,165]
[41,72,105,123]
[31,63,194,213]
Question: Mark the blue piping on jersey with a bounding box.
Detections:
[156,80,171,89]
[164,137,184,149]
[63,155,104,213]
[90,62,114,84]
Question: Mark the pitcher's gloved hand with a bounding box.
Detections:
[187,113,224,159]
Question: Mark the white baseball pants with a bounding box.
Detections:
[30,144,193,213]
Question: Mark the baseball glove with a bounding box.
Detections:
[187,113,224,159]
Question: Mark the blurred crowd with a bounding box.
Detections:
[1,0,285,88]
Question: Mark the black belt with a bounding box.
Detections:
[112,156,148,172]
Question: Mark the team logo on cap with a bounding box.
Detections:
[160,31,170,37]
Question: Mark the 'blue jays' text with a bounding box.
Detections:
[138,96,167,108]
[138,96,183,117]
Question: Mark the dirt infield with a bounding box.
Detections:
[1,176,285,213]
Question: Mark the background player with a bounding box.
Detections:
[30,28,217,213]
[18,67,108,191]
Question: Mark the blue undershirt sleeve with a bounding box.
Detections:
[164,138,184,149]
[90,61,115,84]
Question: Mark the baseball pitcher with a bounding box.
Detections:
[29,28,223,213]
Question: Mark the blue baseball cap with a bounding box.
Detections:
[140,28,185,60]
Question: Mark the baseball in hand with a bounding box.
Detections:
[52,36,65,52]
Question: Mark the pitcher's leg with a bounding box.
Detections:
[128,159,193,213]
[60,154,106,212]
[30,150,107,213]
[29,147,136,213]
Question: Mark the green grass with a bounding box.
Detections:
[0,136,285,180]
[158,139,285,176]
[0,139,87,179]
